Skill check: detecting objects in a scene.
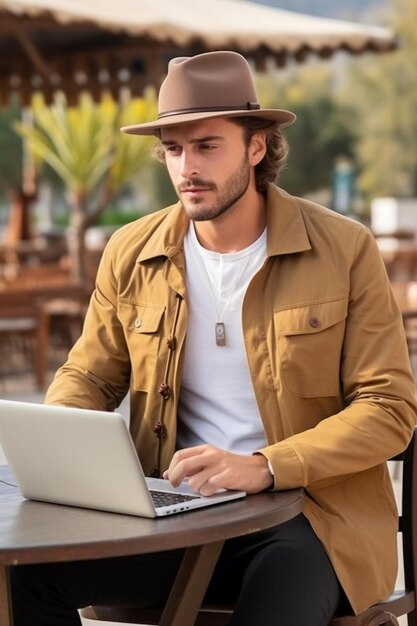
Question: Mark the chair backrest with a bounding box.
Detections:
[331,427,417,626]
[398,426,417,609]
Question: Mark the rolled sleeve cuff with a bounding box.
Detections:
[256,442,304,490]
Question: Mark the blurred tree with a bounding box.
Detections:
[15,91,157,283]
[256,66,356,197]
[345,0,417,199]
[0,102,23,195]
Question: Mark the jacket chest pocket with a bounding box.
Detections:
[274,298,348,398]
[118,301,165,391]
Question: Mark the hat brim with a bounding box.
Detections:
[121,108,296,136]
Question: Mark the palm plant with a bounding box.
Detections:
[14,91,157,283]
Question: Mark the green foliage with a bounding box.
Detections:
[14,91,157,202]
[97,207,143,226]
[149,163,177,208]
[256,0,417,206]
[15,93,115,197]
[13,90,158,282]
[256,67,357,196]
[110,95,157,192]
[0,102,23,193]
[53,207,144,228]
[344,0,417,199]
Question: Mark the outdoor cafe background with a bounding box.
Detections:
[0,0,416,390]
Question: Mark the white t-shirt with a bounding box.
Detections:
[177,222,268,454]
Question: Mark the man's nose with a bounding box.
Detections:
[180,151,199,179]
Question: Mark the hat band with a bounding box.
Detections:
[157,102,261,120]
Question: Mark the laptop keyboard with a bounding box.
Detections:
[149,489,201,508]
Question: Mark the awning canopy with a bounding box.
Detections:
[0,0,397,105]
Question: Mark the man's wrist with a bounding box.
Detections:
[253,452,274,490]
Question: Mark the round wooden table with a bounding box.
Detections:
[0,465,304,626]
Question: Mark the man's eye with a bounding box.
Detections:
[200,144,216,151]
[164,145,181,153]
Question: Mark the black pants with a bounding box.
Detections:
[11,514,349,626]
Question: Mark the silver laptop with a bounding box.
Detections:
[0,399,245,517]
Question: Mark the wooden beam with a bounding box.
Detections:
[8,15,53,83]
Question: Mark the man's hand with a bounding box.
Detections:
[162,445,274,495]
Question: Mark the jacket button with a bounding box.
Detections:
[158,382,171,400]
[154,421,166,438]
[309,317,320,328]
[134,318,142,328]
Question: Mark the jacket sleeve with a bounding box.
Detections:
[258,227,417,490]
[45,238,131,412]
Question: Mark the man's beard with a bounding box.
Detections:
[177,152,251,222]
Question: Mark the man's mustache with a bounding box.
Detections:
[178,179,215,191]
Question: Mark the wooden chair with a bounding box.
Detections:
[0,279,89,389]
[0,302,48,390]
[81,429,417,626]
[403,314,417,378]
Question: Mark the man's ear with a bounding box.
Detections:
[249,132,267,166]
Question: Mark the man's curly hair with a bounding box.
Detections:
[231,117,289,193]
[153,116,289,194]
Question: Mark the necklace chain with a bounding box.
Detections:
[198,248,259,347]
[191,224,267,347]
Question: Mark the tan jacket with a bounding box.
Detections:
[46,184,417,613]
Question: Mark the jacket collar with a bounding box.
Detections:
[265,184,311,256]
[137,202,188,264]
[137,183,311,264]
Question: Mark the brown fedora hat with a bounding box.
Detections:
[121,51,296,136]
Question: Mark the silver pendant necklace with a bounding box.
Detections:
[215,321,227,347]
[191,223,267,347]
[199,251,252,347]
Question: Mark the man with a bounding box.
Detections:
[11,51,417,625]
